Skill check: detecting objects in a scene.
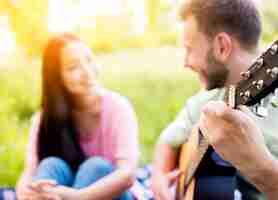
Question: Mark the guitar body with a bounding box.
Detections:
[177,128,200,200]
[177,143,195,200]
[177,127,237,200]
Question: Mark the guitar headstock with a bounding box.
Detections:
[226,40,278,116]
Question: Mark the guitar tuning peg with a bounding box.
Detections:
[252,80,264,90]
[240,90,251,101]
[271,88,278,108]
[240,71,251,80]
[255,58,264,69]
[270,44,278,55]
[266,67,278,78]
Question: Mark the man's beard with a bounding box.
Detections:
[205,49,229,90]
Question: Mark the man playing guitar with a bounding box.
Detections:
[150,0,278,199]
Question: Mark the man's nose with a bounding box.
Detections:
[184,58,191,70]
[183,50,189,68]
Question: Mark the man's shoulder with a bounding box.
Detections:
[185,88,225,114]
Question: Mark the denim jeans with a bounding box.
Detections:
[34,156,134,200]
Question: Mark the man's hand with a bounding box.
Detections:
[199,101,276,191]
[150,169,181,200]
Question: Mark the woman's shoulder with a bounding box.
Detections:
[28,111,42,137]
[30,111,42,124]
[101,88,133,110]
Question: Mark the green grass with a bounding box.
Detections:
[0,47,199,186]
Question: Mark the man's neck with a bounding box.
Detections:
[225,48,259,87]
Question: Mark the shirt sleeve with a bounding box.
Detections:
[249,104,278,159]
[158,88,225,148]
[110,97,140,164]
[158,101,194,148]
[25,112,40,172]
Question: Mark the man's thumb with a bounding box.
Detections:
[167,169,182,184]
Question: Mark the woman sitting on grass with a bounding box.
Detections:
[16,33,139,200]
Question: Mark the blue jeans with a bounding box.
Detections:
[34,157,134,200]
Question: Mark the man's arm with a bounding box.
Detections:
[153,143,179,176]
[151,143,180,200]
[199,101,278,200]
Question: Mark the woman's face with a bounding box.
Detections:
[61,41,98,95]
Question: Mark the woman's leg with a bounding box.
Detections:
[73,156,134,200]
[33,157,74,186]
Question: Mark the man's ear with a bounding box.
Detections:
[212,32,233,63]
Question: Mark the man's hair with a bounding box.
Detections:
[180,0,262,51]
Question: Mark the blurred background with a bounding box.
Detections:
[0,0,277,186]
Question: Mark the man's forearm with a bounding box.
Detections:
[245,157,278,200]
[259,159,278,200]
[153,143,179,174]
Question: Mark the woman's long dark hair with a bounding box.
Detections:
[38,33,86,171]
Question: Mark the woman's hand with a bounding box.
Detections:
[16,176,40,200]
[42,185,80,200]
[19,179,61,200]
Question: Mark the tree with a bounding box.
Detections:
[0,0,49,57]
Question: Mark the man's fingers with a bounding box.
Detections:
[238,105,253,115]
[202,101,236,124]
[203,101,245,126]
[202,101,228,117]
[166,169,181,181]
[158,188,173,200]
[151,176,174,200]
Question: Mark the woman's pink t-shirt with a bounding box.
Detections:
[26,89,140,170]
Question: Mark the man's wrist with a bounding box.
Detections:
[250,155,278,193]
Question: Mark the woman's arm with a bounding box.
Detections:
[79,159,137,200]
[16,113,40,198]
[46,159,137,200]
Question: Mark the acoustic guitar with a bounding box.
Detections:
[176,40,278,200]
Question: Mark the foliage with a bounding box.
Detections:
[1,0,277,55]
[0,0,49,57]
[261,0,278,44]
